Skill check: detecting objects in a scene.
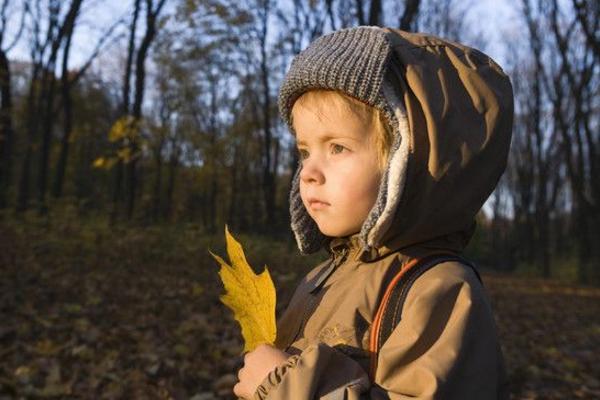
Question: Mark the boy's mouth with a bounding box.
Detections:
[307,198,330,210]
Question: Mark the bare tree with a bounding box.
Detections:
[547,0,599,282]
[399,0,420,31]
[520,0,563,277]
[252,0,280,231]
[571,0,600,59]
[110,0,141,223]
[123,0,167,219]
[17,0,54,212]
[52,8,123,199]
[354,0,382,26]
[14,0,85,212]
[0,0,25,208]
[37,0,84,213]
[511,0,599,282]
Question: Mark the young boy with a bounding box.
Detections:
[234,26,512,399]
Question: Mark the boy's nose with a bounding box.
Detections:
[299,159,325,185]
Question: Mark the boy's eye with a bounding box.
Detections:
[297,148,309,160]
[331,144,346,154]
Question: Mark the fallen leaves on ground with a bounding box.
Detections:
[0,221,598,399]
[484,272,600,399]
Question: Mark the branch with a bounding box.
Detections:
[399,0,420,31]
[70,14,125,84]
[571,0,600,60]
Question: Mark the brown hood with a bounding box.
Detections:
[369,29,513,259]
[282,28,513,261]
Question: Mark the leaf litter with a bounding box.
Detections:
[0,223,598,399]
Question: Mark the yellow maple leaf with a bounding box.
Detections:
[108,115,138,142]
[92,156,118,170]
[209,225,276,353]
[92,157,106,168]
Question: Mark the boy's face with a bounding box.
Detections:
[293,98,383,238]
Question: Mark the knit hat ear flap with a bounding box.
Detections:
[289,163,330,254]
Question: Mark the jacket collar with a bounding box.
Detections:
[327,234,362,260]
[326,221,475,264]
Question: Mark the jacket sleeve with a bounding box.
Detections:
[252,263,508,400]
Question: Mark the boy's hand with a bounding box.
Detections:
[233,344,290,399]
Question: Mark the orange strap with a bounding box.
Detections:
[368,253,460,379]
[368,257,420,378]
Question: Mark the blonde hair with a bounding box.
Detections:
[290,90,392,171]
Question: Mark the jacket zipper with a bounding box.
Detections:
[285,247,349,351]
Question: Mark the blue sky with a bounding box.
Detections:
[6,0,522,72]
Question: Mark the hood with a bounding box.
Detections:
[280,27,513,261]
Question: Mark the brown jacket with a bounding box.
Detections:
[254,29,512,399]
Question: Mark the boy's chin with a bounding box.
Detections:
[317,224,361,238]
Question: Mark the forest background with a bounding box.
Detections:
[0,0,598,398]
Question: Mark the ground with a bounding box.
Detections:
[0,219,598,399]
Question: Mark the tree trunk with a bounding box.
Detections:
[399,0,421,31]
[0,49,14,209]
[126,0,167,220]
[227,144,239,228]
[325,0,336,30]
[355,0,365,25]
[259,0,276,231]
[37,0,84,213]
[111,0,141,223]
[52,26,75,198]
[37,68,57,214]
[368,0,381,26]
[164,146,177,220]
[152,137,164,221]
[16,62,43,212]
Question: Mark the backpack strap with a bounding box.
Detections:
[368,254,481,379]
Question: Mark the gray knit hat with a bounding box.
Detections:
[280,26,411,256]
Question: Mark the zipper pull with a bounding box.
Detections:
[309,246,349,294]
